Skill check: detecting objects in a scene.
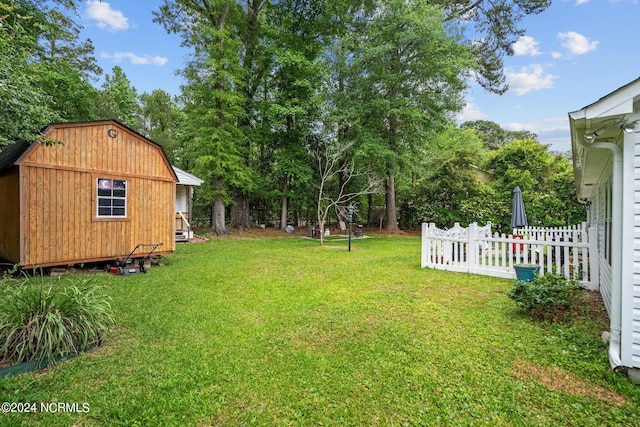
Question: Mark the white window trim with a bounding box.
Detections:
[96,178,128,218]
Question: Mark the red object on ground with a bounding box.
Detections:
[512,234,524,252]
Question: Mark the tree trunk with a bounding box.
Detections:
[230,189,252,229]
[212,177,228,236]
[385,170,399,230]
[280,174,289,230]
[338,168,347,223]
[211,3,230,238]
[318,218,325,246]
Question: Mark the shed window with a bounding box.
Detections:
[97,179,127,217]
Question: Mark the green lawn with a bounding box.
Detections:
[1,233,638,426]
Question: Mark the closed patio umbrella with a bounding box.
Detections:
[511,186,528,229]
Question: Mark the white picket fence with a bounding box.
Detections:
[421,222,598,290]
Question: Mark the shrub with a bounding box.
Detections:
[0,274,115,365]
[507,273,583,321]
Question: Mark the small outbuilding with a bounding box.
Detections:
[569,77,640,379]
[173,166,204,242]
[0,120,177,268]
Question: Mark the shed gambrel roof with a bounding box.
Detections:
[0,120,179,182]
[0,140,30,173]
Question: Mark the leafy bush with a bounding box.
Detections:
[508,273,583,321]
[0,275,114,365]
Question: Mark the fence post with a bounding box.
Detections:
[430,223,437,267]
[587,226,599,290]
[421,223,428,268]
[468,222,477,274]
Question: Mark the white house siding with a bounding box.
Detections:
[592,178,613,315]
[632,134,640,366]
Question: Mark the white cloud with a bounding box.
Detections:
[500,117,571,153]
[513,36,542,56]
[86,0,129,32]
[457,99,489,122]
[502,117,572,152]
[101,51,168,66]
[551,51,563,59]
[502,122,535,132]
[558,31,598,55]
[505,64,556,96]
[502,118,568,135]
[576,0,590,5]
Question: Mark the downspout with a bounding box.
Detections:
[576,137,623,369]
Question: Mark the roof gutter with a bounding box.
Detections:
[575,134,623,370]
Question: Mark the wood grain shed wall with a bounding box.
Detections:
[1,120,177,267]
[0,170,20,262]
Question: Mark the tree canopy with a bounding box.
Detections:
[408,137,585,231]
[0,0,583,234]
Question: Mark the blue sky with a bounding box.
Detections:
[79,1,185,96]
[459,0,640,152]
[80,0,640,153]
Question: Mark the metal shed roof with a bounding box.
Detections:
[173,166,204,186]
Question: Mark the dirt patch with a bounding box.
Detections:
[304,245,367,251]
[511,359,627,407]
[570,290,609,330]
[189,234,210,243]
[375,228,408,236]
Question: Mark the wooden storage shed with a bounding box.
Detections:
[0,120,177,268]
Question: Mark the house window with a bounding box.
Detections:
[97,178,127,217]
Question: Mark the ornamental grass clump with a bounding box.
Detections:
[508,273,583,322]
[0,274,114,365]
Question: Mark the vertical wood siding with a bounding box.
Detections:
[0,170,21,263]
[17,121,175,267]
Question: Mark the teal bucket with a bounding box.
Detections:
[514,265,538,282]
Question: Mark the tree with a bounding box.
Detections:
[0,3,59,147]
[487,138,551,193]
[95,66,141,130]
[407,148,482,227]
[404,132,585,231]
[314,139,381,245]
[37,6,102,122]
[344,1,474,230]
[421,125,486,173]
[155,0,249,235]
[263,1,328,230]
[485,138,585,230]
[0,0,95,147]
[139,89,183,161]
[399,125,486,227]
[461,120,537,150]
[461,120,509,150]
[438,0,551,94]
